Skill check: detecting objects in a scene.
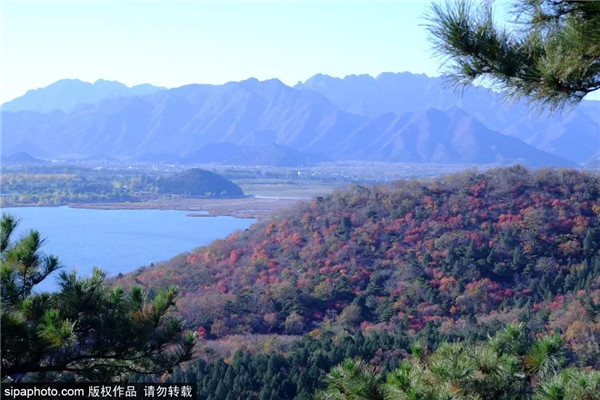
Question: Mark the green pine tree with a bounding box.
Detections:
[426,0,600,109]
[1,214,194,381]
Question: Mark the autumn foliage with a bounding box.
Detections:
[117,166,600,367]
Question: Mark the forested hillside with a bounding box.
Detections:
[158,168,244,198]
[119,167,600,366]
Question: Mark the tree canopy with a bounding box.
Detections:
[0,214,194,381]
[319,324,600,400]
[426,0,600,109]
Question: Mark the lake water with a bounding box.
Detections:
[2,207,255,291]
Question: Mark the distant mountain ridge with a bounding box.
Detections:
[2,79,165,113]
[296,73,600,165]
[336,108,570,167]
[1,73,594,167]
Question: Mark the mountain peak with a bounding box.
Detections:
[233,77,288,96]
[239,77,259,84]
[52,78,86,85]
[93,79,126,87]
[3,79,165,113]
[342,73,376,83]
[2,73,596,167]
[300,73,339,87]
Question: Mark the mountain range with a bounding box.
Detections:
[2,79,165,113]
[297,73,600,165]
[1,73,598,167]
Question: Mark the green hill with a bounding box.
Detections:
[158,168,244,198]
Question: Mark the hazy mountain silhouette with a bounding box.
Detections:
[297,72,599,164]
[337,108,573,166]
[0,75,584,167]
[1,78,367,164]
[2,79,165,113]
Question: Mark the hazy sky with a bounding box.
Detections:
[3,1,598,104]
[1,1,442,103]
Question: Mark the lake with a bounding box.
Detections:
[2,206,255,291]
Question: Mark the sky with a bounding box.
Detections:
[1,1,441,103]
[2,1,598,104]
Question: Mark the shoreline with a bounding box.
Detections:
[4,196,309,220]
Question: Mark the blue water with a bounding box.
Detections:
[2,207,255,291]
